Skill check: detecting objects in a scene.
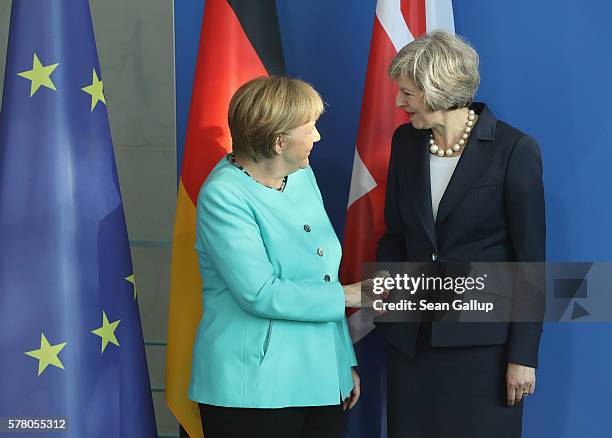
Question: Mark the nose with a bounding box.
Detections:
[312,126,321,142]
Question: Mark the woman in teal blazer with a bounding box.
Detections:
[188,76,361,438]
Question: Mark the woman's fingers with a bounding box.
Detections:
[346,370,361,410]
[506,363,536,406]
[342,391,360,411]
[507,381,535,406]
[506,385,516,406]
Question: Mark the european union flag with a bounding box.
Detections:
[0,1,157,436]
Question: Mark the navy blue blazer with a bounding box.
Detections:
[375,102,546,368]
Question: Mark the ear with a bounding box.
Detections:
[273,135,284,155]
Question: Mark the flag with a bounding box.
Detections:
[165,1,285,436]
[0,1,157,437]
[340,1,454,436]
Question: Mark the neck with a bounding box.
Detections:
[430,107,471,148]
[233,153,287,188]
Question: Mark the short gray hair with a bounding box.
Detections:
[388,30,480,111]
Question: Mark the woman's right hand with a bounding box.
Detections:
[343,282,363,308]
[343,274,392,309]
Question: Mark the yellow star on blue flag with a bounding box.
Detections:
[125,274,137,300]
[17,53,59,97]
[25,333,67,376]
[81,69,106,111]
[91,311,121,353]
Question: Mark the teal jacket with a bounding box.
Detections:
[188,156,357,408]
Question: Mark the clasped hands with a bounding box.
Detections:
[343,270,392,310]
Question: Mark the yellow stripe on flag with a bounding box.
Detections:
[166,180,203,438]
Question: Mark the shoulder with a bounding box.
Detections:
[495,120,541,161]
[488,119,543,181]
[197,161,251,215]
[288,165,325,203]
[198,162,236,201]
[474,102,540,156]
[296,165,315,182]
[392,123,419,142]
[390,123,423,158]
[288,165,318,189]
[301,165,320,188]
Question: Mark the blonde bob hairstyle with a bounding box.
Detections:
[228,76,325,162]
[388,30,480,111]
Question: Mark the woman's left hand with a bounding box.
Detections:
[506,362,536,406]
[342,368,361,411]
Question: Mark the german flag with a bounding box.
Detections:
[166,1,285,436]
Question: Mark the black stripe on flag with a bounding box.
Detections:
[227,0,286,75]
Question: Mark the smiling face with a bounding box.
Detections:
[278,120,321,172]
[395,76,435,129]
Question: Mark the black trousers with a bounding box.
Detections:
[199,403,342,438]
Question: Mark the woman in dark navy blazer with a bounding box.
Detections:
[376,31,546,438]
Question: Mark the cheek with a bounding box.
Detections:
[408,97,420,109]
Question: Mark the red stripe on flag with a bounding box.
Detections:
[340,17,408,288]
[401,0,427,38]
[180,0,268,204]
[356,21,408,186]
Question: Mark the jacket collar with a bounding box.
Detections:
[405,102,497,248]
[470,102,496,142]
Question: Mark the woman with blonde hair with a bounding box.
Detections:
[189,76,362,438]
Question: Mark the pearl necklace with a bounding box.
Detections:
[429,109,476,157]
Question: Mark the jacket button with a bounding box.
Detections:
[324,274,331,282]
[431,251,438,261]
[317,248,324,257]
[304,224,311,232]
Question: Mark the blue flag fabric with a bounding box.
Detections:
[0,1,157,436]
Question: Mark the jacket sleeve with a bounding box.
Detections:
[339,317,358,366]
[197,181,346,323]
[504,134,546,368]
[377,128,408,262]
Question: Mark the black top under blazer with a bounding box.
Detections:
[375,102,546,368]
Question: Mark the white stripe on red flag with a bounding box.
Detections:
[377,0,414,50]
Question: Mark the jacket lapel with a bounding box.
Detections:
[405,129,437,248]
[435,103,496,228]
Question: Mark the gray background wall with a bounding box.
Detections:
[0,1,178,436]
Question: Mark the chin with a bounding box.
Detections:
[410,118,423,129]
